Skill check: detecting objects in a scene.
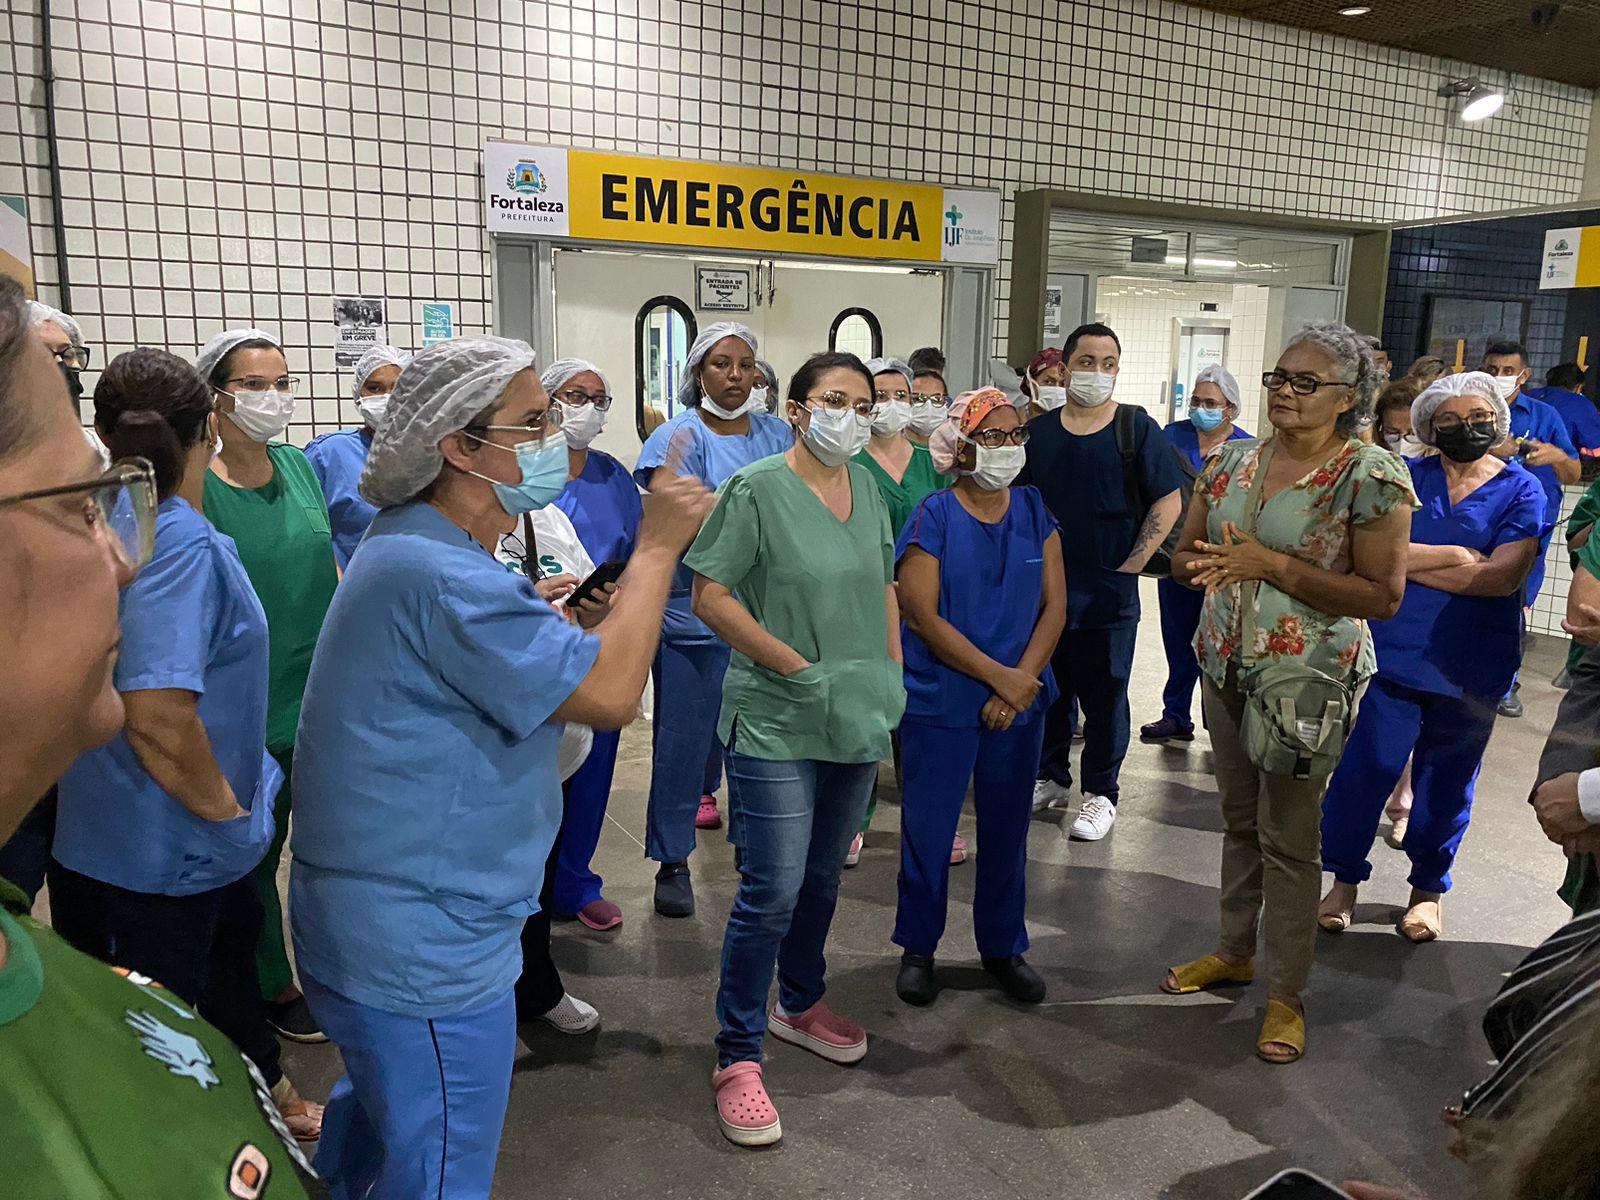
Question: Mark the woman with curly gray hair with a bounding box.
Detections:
[1158,321,1417,1065]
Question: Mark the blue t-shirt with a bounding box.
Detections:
[288,502,600,1018]
[304,427,378,570]
[554,449,642,567]
[1509,392,1578,523]
[55,498,280,895]
[1525,386,1600,457]
[896,487,1060,726]
[1019,405,1187,628]
[633,408,793,642]
[1373,457,1548,701]
[1163,418,1254,472]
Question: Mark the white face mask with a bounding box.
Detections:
[1393,433,1426,459]
[969,444,1025,491]
[558,399,607,449]
[1068,371,1116,407]
[700,392,754,421]
[909,400,948,436]
[871,399,912,437]
[1491,374,1522,402]
[749,384,771,411]
[1034,385,1067,411]
[356,393,391,431]
[221,387,295,442]
[799,405,871,467]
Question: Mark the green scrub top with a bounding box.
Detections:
[684,455,907,764]
[854,441,945,538]
[204,443,338,753]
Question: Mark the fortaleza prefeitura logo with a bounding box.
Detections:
[493,158,566,219]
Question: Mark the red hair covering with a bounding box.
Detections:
[1027,347,1063,378]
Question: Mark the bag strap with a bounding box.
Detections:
[1237,439,1275,669]
[522,512,540,579]
[1113,404,1144,521]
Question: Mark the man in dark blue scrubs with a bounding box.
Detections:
[1524,361,1600,469]
[1018,323,1185,840]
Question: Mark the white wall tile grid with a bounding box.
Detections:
[1,0,1592,445]
[1092,275,1240,422]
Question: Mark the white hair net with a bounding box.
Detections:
[351,345,412,399]
[756,358,780,389]
[27,301,83,348]
[865,356,914,393]
[540,357,611,397]
[196,328,282,386]
[1192,363,1241,414]
[360,336,537,508]
[1411,370,1510,446]
[676,321,759,408]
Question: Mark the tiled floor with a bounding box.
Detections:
[280,591,1574,1199]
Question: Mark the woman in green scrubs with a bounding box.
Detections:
[198,328,338,1044]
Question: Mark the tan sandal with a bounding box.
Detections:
[1318,881,1357,933]
[1398,892,1443,943]
[1257,998,1305,1064]
[1160,954,1254,995]
[271,1076,324,1145]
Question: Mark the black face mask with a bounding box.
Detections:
[59,361,83,405]
[1433,420,1498,464]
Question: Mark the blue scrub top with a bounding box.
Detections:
[554,449,642,567]
[633,407,793,642]
[1373,457,1548,701]
[1162,418,1254,472]
[897,487,1060,726]
[1525,386,1600,457]
[288,501,601,1018]
[1019,405,1186,629]
[1509,392,1578,524]
[55,498,280,896]
[305,427,378,569]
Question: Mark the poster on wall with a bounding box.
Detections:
[421,301,455,345]
[1542,228,1583,289]
[695,265,752,311]
[1043,286,1062,339]
[0,196,33,294]
[1423,294,1530,368]
[333,296,386,366]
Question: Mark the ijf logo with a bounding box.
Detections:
[508,160,549,195]
[944,203,965,248]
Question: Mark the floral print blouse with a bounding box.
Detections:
[1192,437,1417,687]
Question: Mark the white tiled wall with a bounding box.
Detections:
[1,0,1593,446]
[1531,484,1585,638]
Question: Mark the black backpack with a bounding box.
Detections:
[1110,405,1195,578]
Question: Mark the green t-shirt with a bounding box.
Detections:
[204,443,339,752]
[684,455,907,763]
[853,442,946,539]
[0,881,325,1198]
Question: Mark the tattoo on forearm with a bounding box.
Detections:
[1126,509,1166,563]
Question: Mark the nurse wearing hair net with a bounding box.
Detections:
[305,344,412,569]
[1319,372,1547,943]
[289,337,712,1199]
[632,321,793,918]
[198,327,339,1044]
[1140,363,1253,746]
[28,300,91,406]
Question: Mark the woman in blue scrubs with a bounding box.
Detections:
[892,388,1066,1007]
[289,337,711,1200]
[50,348,323,1140]
[1140,364,1253,745]
[541,357,643,932]
[1320,372,1548,941]
[305,344,411,569]
[633,321,793,918]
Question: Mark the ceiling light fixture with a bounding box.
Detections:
[1437,78,1506,123]
[1337,6,1371,15]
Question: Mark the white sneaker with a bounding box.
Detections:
[1032,779,1071,812]
[1069,794,1116,841]
[844,831,863,867]
[537,992,600,1034]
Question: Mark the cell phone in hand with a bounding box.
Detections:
[1241,1169,1353,1200]
[569,560,626,609]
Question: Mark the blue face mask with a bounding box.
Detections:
[1190,406,1227,432]
[466,430,569,516]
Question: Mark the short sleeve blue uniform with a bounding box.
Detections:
[304,427,378,569]
[896,487,1061,725]
[1525,385,1600,457]
[1509,392,1578,602]
[1163,418,1254,472]
[554,449,642,566]
[55,498,280,895]
[289,501,600,1019]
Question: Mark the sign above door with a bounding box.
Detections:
[484,142,999,266]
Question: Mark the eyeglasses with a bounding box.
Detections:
[1433,415,1498,434]
[960,427,1031,450]
[873,389,911,404]
[805,391,875,417]
[555,390,613,412]
[910,394,951,408]
[225,376,300,394]
[1262,371,1350,397]
[470,407,565,439]
[51,344,92,370]
[0,458,158,572]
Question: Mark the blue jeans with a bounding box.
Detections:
[894,717,1043,959]
[646,639,729,863]
[303,972,517,1200]
[1156,578,1204,725]
[1321,676,1497,895]
[715,753,878,1067]
[1038,622,1137,802]
[551,729,621,913]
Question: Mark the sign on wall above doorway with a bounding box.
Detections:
[695,265,752,312]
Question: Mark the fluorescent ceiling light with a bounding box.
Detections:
[1337,6,1371,15]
